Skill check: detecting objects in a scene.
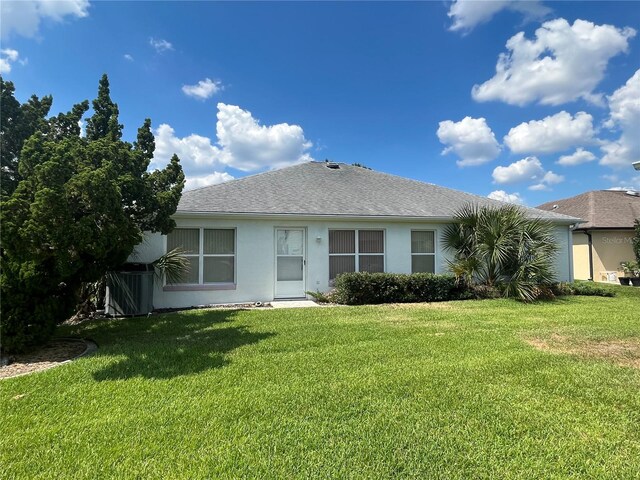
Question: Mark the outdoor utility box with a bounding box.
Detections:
[105,263,154,316]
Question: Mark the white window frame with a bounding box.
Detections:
[410,229,437,274]
[164,227,237,288]
[328,229,386,281]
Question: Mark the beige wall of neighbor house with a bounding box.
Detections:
[130,216,573,310]
[571,230,635,282]
[572,233,591,281]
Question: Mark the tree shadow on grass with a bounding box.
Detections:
[91,310,275,381]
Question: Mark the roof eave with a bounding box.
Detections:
[174,210,580,224]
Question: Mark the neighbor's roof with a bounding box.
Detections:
[178,162,579,222]
[537,190,640,229]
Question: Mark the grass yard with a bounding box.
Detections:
[1,285,639,479]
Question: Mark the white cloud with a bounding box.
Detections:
[149,37,173,53]
[493,157,545,184]
[557,148,596,166]
[472,18,636,106]
[604,174,640,191]
[529,171,564,191]
[153,103,314,176]
[605,69,640,128]
[488,190,526,205]
[504,111,596,154]
[182,78,223,100]
[1,0,89,39]
[448,0,550,33]
[436,116,500,167]
[492,156,564,191]
[153,124,222,173]
[0,48,19,74]
[600,69,640,169]
[216,103,313,171]
[185,172,234,191]
[123,54,134,62]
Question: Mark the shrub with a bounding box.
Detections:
[551,282,615,298]
[306,290,335,304]
[332,272,467,305]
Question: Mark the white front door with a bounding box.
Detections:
[275,228,306,298]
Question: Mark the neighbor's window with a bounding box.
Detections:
[166,228,235,284]
[329,229,384,280]
[411,230,435,273]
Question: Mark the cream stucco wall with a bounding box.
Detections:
[571,229,635,282]
[130,216,573,309]
[572,233,591,280]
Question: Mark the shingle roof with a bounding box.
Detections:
[537,190,640,229]
[178,162,579,222]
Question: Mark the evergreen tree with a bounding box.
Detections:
[0,76,53,197]
[85,74,123,140]
[0,75,185,353]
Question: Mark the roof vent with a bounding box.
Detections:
[325,162,340,169]
[626,190,640,197]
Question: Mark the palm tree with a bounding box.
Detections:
[443,203,558,302]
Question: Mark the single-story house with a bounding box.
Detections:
[131,162,578,309]
[538,190,640,283]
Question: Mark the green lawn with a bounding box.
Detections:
[2,286,639,479]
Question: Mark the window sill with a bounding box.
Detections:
[163,283,236,292]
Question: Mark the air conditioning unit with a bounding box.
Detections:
[105,263,154,316]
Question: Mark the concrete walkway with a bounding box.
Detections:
[270,300,320,308]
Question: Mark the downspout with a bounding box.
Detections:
[583,230,593,281]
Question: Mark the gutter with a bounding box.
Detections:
[173,211,581,225]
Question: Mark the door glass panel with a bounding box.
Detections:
[277,257,303,281]
[360,255,384,273]
[277,230,303,255]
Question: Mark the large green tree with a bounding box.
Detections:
[0,74,185,352]
[0,77,53,197]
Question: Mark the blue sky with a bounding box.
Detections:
[1,1,639,206]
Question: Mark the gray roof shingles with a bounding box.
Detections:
[178,162,579,222]
[537,190,640,229]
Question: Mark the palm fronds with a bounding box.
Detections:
[152,247,190,284]
[443,203,559,302]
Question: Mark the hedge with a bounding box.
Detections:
[332,272,468,305]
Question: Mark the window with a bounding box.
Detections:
[329,229,384,280]
[411,230,435,273]
[166,228,235,284]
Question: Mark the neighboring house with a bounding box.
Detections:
[132,162,578,308]
[538,190,640,283]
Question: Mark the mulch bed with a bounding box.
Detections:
[0,338,90,379]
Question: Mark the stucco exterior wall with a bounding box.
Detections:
[572,233,591,280]
[131,216,573,309]
[553,224,573,283]
[571,230,635,282]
